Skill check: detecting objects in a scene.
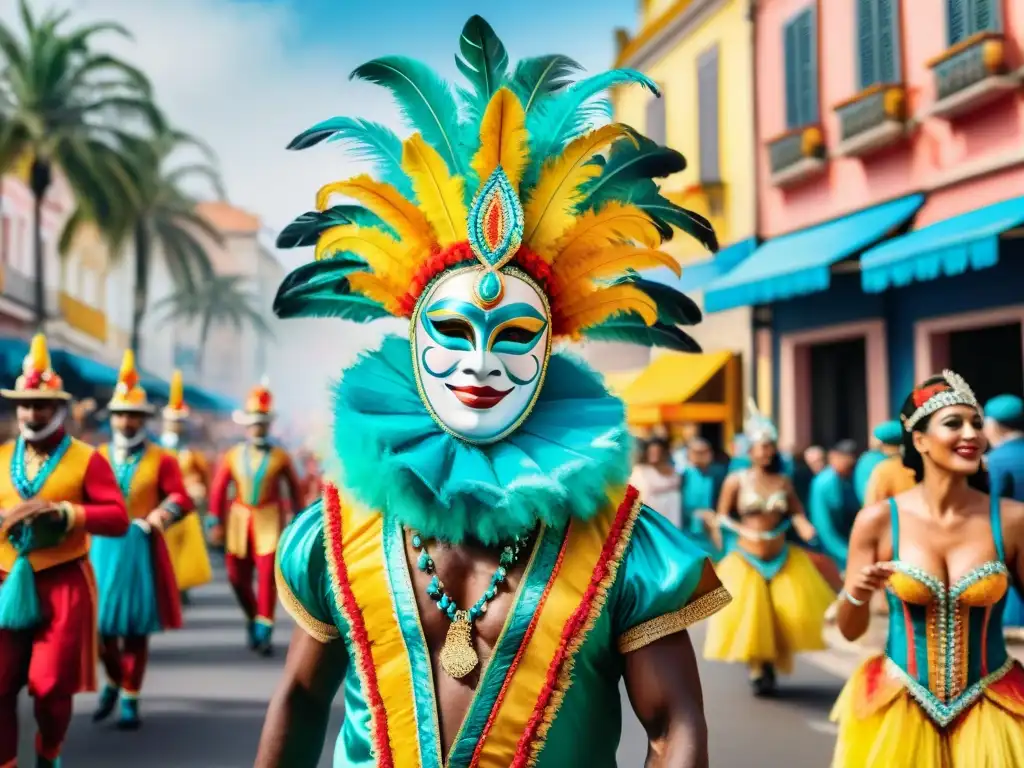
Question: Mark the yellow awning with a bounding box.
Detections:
[602,370,644,396]
[622,350,733,408]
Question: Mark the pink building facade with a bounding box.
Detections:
[704,0,1024,451]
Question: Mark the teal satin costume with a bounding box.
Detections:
[853,449,886,505]
[808,466,860,570]
[681,464,727,557]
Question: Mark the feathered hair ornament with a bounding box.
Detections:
[744,398,778,444]
[273,15,716,352]
[904,369,980,431]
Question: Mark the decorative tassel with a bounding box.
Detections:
[0,553,40,631]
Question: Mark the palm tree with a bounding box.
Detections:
[154,274,273,374]
[0,0,160,329]
[117,128,226,354]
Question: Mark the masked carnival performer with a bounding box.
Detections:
[255,16,731,767]
[704,400,835,695]
[832,372,1024,766]
[0,336,128,768]
[208,380,301,656]
[160,370,214,604]
[90,352,188,730]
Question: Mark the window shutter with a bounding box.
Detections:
[784,20,800,129]
[877,0,898,83]
[971,0,999,34]
[947,0,966,45]
[797,8,818,124]
[697,45,721,183]
[857,0,877,89]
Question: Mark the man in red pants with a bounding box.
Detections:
[91,350,191,730]
[0,335,128,768]
[208,379,300,655]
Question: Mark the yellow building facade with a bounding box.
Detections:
[608,0,759,448]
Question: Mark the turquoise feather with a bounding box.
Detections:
[329,336,631,545]
[273,257,390,323]
[351,56,468,176]
[582,312,700,352]
[508,54,582,113]
[455,15,509,118]
[286,116,414,199]
[612,272,702,325]
[276,206,394,249]
[578,136,686,208]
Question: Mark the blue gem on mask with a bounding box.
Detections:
[474,269,504,308]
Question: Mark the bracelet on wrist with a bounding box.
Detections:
[839,589,868,607]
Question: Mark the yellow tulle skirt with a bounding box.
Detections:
[703,546,835,673]
[165,512,213,591]
[831,656,1024,767]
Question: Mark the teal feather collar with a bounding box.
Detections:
[329,336,631,544]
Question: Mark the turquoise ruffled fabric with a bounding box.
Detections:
[91,525,163,636]
[329,335,632,544]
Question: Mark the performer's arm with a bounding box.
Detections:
[836,502,892,641]
[66,451,130,537]
[624,630,709,768]
[208,457,234,522]
[155,453,194,524]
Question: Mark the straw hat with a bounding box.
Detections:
[0,334,72,401]
[107,350,156,415]
[162,370,191,421]
[233,377,274,425]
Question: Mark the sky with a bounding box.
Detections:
[34,0,638,268]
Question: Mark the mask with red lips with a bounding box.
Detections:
[412,265,552,444]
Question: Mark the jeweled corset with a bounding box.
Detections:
[884,560,1012,725]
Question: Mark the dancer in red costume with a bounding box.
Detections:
[90,351,191,730]
[208,379,301,655]
[0,335,128,768]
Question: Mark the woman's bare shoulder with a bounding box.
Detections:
[852,500,893,539]
[998,496,1024,529]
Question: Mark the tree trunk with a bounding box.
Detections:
[130,222,150,355]
[196,309,214,376]
[29,159,53,332]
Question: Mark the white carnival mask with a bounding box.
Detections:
[412,265,552,444]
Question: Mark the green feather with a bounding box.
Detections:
[455,15,509,116]
[508,54,582,113]
[276,206,394,249]
[351,56,467,175]
[582,312,701,352]
[274,257,389,323]
[286,117,413,199]
[628,187,718,251]
[613,272,702,326]
[578,136,686,208]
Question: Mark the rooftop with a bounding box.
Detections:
[196,200,262,234]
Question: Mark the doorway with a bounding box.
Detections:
[948,322,1024,403]
[809,337,868,450]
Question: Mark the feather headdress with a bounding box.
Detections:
[744,398,778,444]
[274,15,716,351]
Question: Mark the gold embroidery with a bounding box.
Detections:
[274,558,340,643]
[616,586,733,654]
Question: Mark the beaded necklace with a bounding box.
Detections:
[109,444,145,498]
[11,434,72,500]
[411,530,525,679]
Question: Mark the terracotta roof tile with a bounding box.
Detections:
[196,201,261,234]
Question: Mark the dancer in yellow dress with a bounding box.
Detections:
[831,371,1024,767]
[160,371,213,602]
[704,400,835,695]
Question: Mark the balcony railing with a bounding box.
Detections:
[834,84,908,158]
[928,32,1019,119]
[766,125,826,187]
[58,292,107,342]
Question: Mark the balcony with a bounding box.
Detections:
[834,84,908,158]
[58,292,107,342]
[927,32,1021,120]
[766,125,826,188]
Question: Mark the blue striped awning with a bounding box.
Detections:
[860,195,1024,292]
[703,194,925,313]
[642,237,758,293]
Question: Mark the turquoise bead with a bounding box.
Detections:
[417,551,432,571]
[476,271,502,303]
[438,595,450,610]
[469,606,481,620]
[446,604,457,620]
[485,586,497,600]
[412,534,422,548]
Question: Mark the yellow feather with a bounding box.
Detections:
[27,334,50,371]
[119,349,137,378]
[551,202,661,265]
[314,225,414,290]
[556,245,681,285]
[318,175,433,246]
[169,370,185,410]
[558,284,658,333]
[347,272,403,314]
[401,134,468,246]
[470,88,529,191]
[522,124,636,260]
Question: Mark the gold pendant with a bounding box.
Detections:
[439,612,479,679]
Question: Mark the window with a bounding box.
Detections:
[857,0,900,89]
[947,0,1002,46]
[644,87,667,146]
[697,44,721,184]
[783,6,818,130]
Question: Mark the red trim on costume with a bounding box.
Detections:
[510,486,639,767]
[912,383,949,408]
[469,526,571,766]
[981,604,992,676]
[903,602,917,678]
[322,485,395,768]
[80,452,130,536]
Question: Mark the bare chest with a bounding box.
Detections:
[892,510,1002,583]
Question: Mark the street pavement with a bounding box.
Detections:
[17,557,869,767]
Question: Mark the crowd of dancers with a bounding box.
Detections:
[0,335,306,768]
